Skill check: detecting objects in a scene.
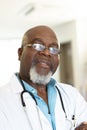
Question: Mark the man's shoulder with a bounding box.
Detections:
[57,82,76,89]
[56,82,79,97]
[0,74,17,97]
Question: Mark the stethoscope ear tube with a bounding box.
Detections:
[55,86,67,118]
[21,90,38,106]
[16,73,38,106]
[21,90,26,106]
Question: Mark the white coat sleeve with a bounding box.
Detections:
[0,99,12,130]
[0,110,11,130]
[75,89,87,126]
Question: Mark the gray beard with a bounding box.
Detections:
[30,66,52,85]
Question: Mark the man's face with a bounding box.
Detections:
[18,26,60,82]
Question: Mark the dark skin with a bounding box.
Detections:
[18,26,59,104]
[75,122,87,130]
[18,25,87,130]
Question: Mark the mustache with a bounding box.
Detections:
[33,57,53,71]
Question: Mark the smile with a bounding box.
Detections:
[39,62,50,68]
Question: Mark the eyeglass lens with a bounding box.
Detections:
[32,43,61,55]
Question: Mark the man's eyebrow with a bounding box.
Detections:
[31,38,58,47]
[50,43,58,47]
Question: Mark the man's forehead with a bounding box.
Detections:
[22,25,59,46]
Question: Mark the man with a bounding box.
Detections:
[0,25,87,130]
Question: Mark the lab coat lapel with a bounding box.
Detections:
[23,93,42,130]
[55,92,66,130]
[10,74,52,130]
[23,93,53,130]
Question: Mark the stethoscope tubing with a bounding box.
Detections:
[17,72,66,114]
[19,76,67,117]
[17,73,76,129]
[20,82,72,130]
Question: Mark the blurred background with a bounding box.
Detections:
[0,0,87,100]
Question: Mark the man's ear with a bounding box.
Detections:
[18,48,23,60]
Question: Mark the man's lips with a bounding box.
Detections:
[39,62,50,68]
[37,60,51,68]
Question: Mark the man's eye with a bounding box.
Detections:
[32,43,44,51]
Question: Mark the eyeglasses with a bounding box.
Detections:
[24,43,61,55]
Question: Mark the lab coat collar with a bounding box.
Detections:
[9,73,23,93]
[10,74,58,94]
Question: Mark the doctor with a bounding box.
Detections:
[0,25,87,130]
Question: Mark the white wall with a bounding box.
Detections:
[75,18,87,99]
[54,21,80,87]
[0,39,21,86]
[53,19,87,100]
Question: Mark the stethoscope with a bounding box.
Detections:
[17,74,76,130]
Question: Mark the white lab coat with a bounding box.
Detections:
[0,74,87,130]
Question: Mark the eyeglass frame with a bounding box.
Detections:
[23,43,61,55]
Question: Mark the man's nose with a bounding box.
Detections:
[40,48,51,56]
